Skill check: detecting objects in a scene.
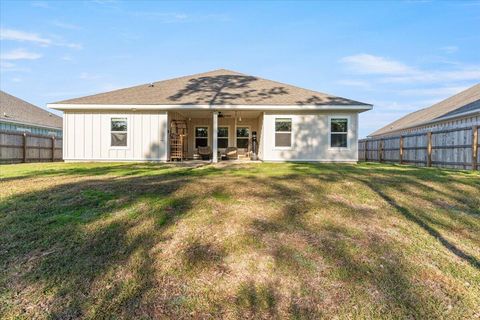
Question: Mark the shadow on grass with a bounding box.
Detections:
[356,177,480,270]
[0,168,202,318]
[244,166,479,318]
[1,162,479,318]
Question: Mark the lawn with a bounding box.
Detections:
[0,162,479,319]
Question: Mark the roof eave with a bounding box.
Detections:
[48,103,373,112]
[0,118,62,130]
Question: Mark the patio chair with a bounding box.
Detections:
[225,147,238,160]
[198,146,212,160]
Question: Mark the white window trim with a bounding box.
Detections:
[194,125,210,149]
[328,115,351,150]
[235,125,251,149]
[273,117,293,150]
[110,116,129,149]
[217,125,230,149]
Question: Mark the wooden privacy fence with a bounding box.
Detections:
[0,130,63,164]
[358,125,479,170]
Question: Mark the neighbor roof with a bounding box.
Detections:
[1,91,63,129]
[53,69,371,106]
[370,84,480,137]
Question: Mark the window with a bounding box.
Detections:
[330,118,348,148]
[275,118,292,148]
[195,127,208,148]
[217,127,229,149]
[236,127,249,149]
[111,118,127,147]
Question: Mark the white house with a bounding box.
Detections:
[48,69,372,163]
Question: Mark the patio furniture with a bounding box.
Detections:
[225,147,238,160]
[198,146,212,160]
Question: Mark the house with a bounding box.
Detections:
[369,84,480,138]
[48,69,372,162]
[1,90,63,137]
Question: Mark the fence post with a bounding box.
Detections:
[365,140,368,161]
[427,132,432,167]
[51,136,56,162]
[473,125,478,171]
[379,140,384,162]
[399,136,404,164]
[377,140,380,162]
[23,132,27,163]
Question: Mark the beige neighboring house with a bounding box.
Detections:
[1,91,62,137]
[48,69,372,162]
[369,84,480,138]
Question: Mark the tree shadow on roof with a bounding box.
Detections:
[296,94,366,106]
[167,75,288,105]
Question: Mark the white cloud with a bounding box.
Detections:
[50,21,82,30]
[1,28,83,49]
[340,53,480,84]
[382,68,480,83]
[31,1,50,8]
[0,61,15,68]
[79,72,102,80]
[0,60,30,72]
[131,11,229,23]
[340,54,414,75]
[1,49,42,60]
[63,42,83,49]
[0,28,51,45]
[441,46,459,54]
[336,79,371,89]
[398,86,469,96]
[12,77,22,83]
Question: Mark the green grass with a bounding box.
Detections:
[0,161,479,319]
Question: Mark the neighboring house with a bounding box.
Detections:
[1,91,63,137]
[48,69,372,162]
[369,84,480,138]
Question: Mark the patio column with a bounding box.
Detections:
[212,111,218,163]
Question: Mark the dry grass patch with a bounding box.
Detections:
[0,162,479,319]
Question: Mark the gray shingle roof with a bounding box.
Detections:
[370,83,480,137]
[1,91,62,129]
[53,69,371,106]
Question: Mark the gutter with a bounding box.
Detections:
[48,103,373,112]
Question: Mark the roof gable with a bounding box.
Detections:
[53,69,371,106]
[1,91,62,129]
[370,83,480,137]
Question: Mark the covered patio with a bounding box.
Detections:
[168,110,263,163]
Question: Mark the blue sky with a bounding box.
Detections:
[1,0,479,137]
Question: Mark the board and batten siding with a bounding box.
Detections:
[261,111,358,162]
[63,111,168,161]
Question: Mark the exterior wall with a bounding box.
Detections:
[63,110,167,161]
[186,117,258,158]
[0,120,62,137]
[261,111,359,162]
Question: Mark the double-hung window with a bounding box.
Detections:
[111,118,127,147]
[275,118,292,148]
[217,127,229,148]
[236,127,249,148]
[330,117,348,148]
[195,127,208,148]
